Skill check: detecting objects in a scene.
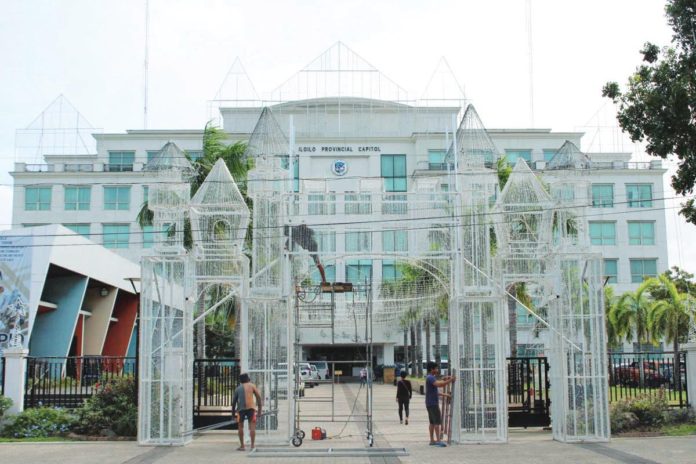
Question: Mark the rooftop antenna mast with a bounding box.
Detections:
[526,0,534,127]
[143,0,150,129]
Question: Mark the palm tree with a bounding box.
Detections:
[612,281,654,348]
[433,294,448,367]
[507,282,533,357]
[646,275,692,355]
[604,285,621,350]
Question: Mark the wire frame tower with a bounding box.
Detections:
[139,142,196,445]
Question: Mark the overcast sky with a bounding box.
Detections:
[1,0,693,269]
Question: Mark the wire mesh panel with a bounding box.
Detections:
[246,298,290,438]
[547,255,609,442]
[452,298,506,442]
[139,256,194,445]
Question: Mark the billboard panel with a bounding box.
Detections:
[0,235,32,352]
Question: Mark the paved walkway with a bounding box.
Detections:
[1,382,695,463]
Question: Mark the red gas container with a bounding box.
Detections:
[311,427,326,440]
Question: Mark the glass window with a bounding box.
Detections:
[592,184,614,208]
[103,224,130,248]
[310,264,335,284]
[628,221,655,245]
[505,149,532,165]
[345,231,371,252]
[104,186,131,210]
[142,225,154,248]
[316,230,336,252]
[381,155,407,192]
[63,223,90,238]
[382,260,402,281]
[543,149,557,163]
[589,221,616,245]
[603,259,618,284]
[25,186,52,211]
[146,151,160,163]
[308,192,336,215]
[626,184,653,208]
[383,230,408,252]
[345,192,372,214]
[107,151,135,172]
[630,259,658,283]
[280,155,300,192]
[186,150,203,161]
[428,150,447,170]
[346,259,372,284]
[64,186,91,210]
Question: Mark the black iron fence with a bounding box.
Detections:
[608,351,688,408]
[24,356,136,409]
[507,357,551,427]
[193,358,240,429]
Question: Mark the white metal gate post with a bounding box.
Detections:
[3,346,29,414]
[684,343,696,414]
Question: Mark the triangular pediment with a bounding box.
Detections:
[446,104,499,169]
[143,141,195,176]
[497,160,552,207]
[243,107,289,161]
[546,141,592,170]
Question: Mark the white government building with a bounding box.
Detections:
[10,44,669,361]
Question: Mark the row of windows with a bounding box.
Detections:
[25,186,146,211]
[589,221,656,246]
[60,223,164,249]
[603,258,658,284]
[105,150,203,172]
[591,183,653,208]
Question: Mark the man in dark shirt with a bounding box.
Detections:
[425,361,455,447]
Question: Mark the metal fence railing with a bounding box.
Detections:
[608,351,688,408]
[193,358,240,430]
[24,356,136,409]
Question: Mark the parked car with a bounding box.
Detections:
[309,364,321,385]
[277,363,305,398]
[299,362,315,388]
[310,361,330,379]
[613,360,669,387]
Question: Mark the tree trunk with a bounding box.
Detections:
[403,328,408,364]
[508,292,518,358]
[196,288,206,359]
[674,337,682,392]
[410,324,417,377]
[425,317,431,366]
[416,319,423,378]
[434,317,442,367]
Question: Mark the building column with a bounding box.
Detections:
[383,343,395,366]
[3,347,29,414]
[684,343,696,414]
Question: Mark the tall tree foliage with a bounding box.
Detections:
[603,0,696,223]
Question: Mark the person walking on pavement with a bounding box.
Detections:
[231,373,263,451]
[425,361,455,447]
[360,367,367,386]
[396,370,412,425]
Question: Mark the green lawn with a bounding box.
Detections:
[660,423,696,436]
[0,437,75,443]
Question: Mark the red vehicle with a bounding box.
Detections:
[612,360,668,387]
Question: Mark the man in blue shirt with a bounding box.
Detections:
[425,361,455,447]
